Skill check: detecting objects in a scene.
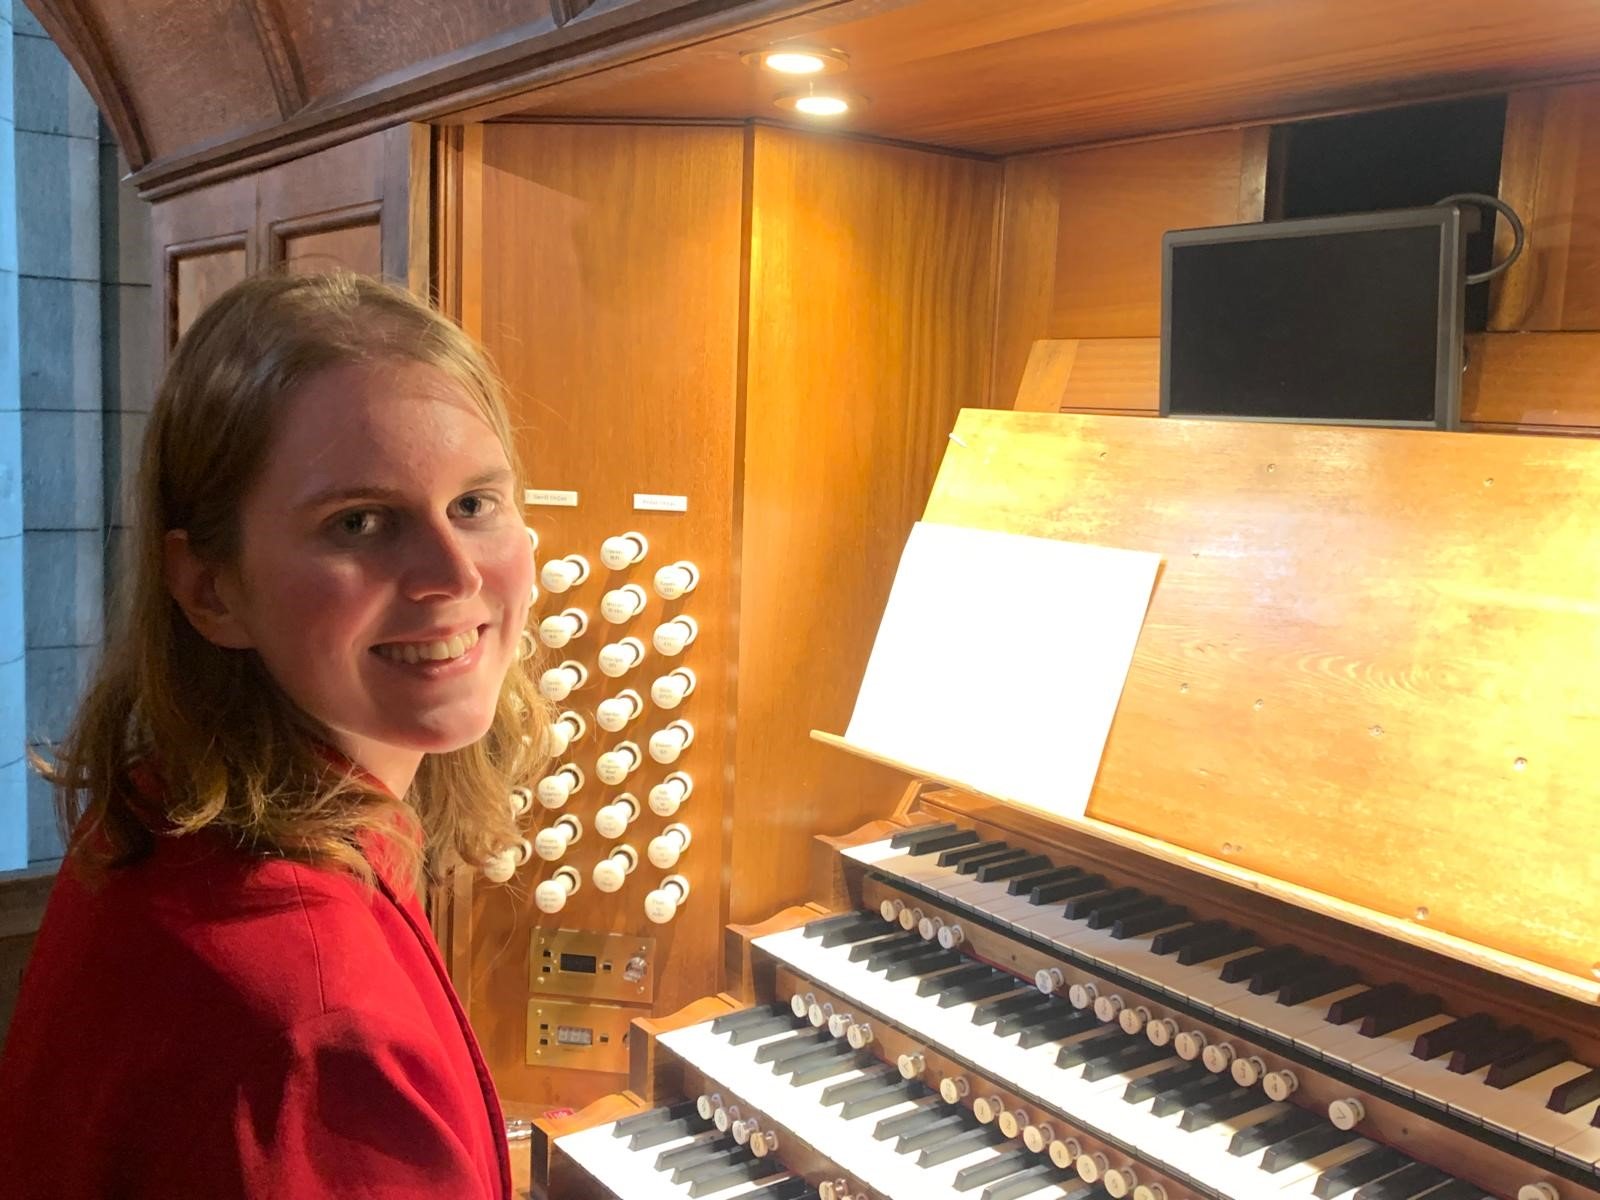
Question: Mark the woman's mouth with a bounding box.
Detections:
[372,625,483,665]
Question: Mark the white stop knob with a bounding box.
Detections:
[1147,1018,1178,1047]
[525,526,540,556]
[600,584,647,624]
[538,660,588,702]
[1519,1185,1561,1200]
[482,839,531,883]
[937,923,965,950]
[939,1076,969,1103]
[533,815,582,862]
[1120,1006,1151,1036]
[538,608,588,649]
[650,667,697,709]
[827,1011,853,1039]
[648,771,693,816]
[596,741,641,785]
[846,1023,875,1050]
[791,992,814,1019]
[546,711,586,756]
[1023,1122,1054,1153]
[1264,1069,1300,1102]
[898,907,922,932]
[1094,994,1124,1023]
[535,764,584,809]
[593,795,639,839]
[1328,1097,1365,1130]
[896,1052,925,1080]
[600,531,649,570]
[1067,982,1098,1010]
[1035,967,1064,995]
[1106,1168,1139,1199]
[596,690,643,732]
[535,866,580,913]
[648,823,692,869]
[1049,1139,1082,1170]
[714,1105,738,1133]
[597,637,645,678]
[652,615,698,656]
[695,1092,721,1121]
[1133,1185,1168,1200]
[750,1129,780,1159]
[731,1117,757,1146]
[645,874,689,924]
[808,1001,831,1028]
[879,898,904,924]
[917,915,943,942]
[998,1110,1026,1139]
[648,720,695,764]
[1231,1056,1267,1088]
[508,786,533,817]
[540,555,590,593]
[653,560,700,599]
[1174,1029,1208,1061]
[1202,1043,1235,1074]
[973,1096,1003,1124]
[1077,1153,1109,1183]
[592,846,638,893]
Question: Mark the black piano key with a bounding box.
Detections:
[976,853,1052,883]
[891,821,958,850]
[1412,1012,1496,1060]
[1152,918,1229,956]
[1245,951,1323,995]
[1178,1085,1269,1131]
[674,1146,757,1186]
[1228,1105,1321,1155]
[754,1030,830,1064]
[656,1134,734,1170]
[897,1112,974,1152]
[740,1179,811,1200]
[1124,1061,1207,1104]
[727,1014,805,1046]
[1327,981,1408,1026]
[711,1003,787,1034]
[1418,1183,1495,1200]
[919,1124,1008,1167]
[1360,992,1444,1037]
[1056,1027,1130,1068]
[802,910,874,939]
[1219,943,1300,984]
[820,915,896,948]
[1082,1037,1173,1081]
[1029,873,1108,906]
[1351,1161,1450,1200]
[1485,1038,1570,1088]
[954,1148,1036,1190]
[1008,865,1084,897]
[793,1049,871,1086]
[884,947,960,982]
[1550,1066,1600,1113]
[1176,925,1256,965]
[941,840,1013,868]
[866,939,939,972]
[612,1100,699,1137]
[841,1081,925,1120]
[993,996,1066,1038]
[1277,962,1363,1006]
[981,1163,1080,1200]
[875,1103,947,1141]
[1113,904,1190,939]
[974,990,1051,1027]
[1017,1007,1100,1049]
[1448,1024,1534,1074]
[1312,1146,1411,1199]
[1063,886,1142,920]
[1150,1073,1234,1118]
[629,1117,710,1151]
[918,963,993,997]
[850,931,920,962]
[773,1040,854,1078]
[959,847,1032,876]
[1086,893,1167,931]
[1260,1124,1361,1172]
[821,1066,898,1104]
[912,829,983,856]
[688,1156,776,1198]
[940,973,1022,1008]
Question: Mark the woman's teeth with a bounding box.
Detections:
[375,626,480,665]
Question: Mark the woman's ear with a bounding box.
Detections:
[163,530,255,649]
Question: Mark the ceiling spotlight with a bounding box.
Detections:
[795,94,849,117]
[741,46,850,76]
[773,85,865,119]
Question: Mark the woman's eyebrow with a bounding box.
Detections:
[297,468,515,512]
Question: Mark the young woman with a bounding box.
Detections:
[0,272,551,1197]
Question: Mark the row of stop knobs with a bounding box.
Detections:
[692,1092,785,1162]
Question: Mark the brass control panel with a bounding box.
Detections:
[531,928,656,1004]
[525,999,633,1073]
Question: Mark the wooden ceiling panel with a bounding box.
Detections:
[495,0,1600,154]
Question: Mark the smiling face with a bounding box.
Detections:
[211,359,534,791]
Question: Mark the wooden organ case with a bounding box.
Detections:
[541,410,1600,1200]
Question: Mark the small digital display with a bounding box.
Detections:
[559,953,598,974]
[556,1026,594,1047]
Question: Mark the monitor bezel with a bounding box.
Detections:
[1159,206,1465,431]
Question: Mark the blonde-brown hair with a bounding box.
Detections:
[36,271,552,888]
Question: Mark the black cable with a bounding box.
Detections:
[1434,192,1525,284]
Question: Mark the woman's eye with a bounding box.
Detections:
[454,493,499,519]
[334,509,383,537]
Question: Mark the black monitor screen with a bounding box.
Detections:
[1161,210,1463,427]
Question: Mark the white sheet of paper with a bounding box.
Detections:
[845,521,1161,820]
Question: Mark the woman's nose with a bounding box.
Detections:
[403,520,483,601]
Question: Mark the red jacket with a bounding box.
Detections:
[0,817,510,1198]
